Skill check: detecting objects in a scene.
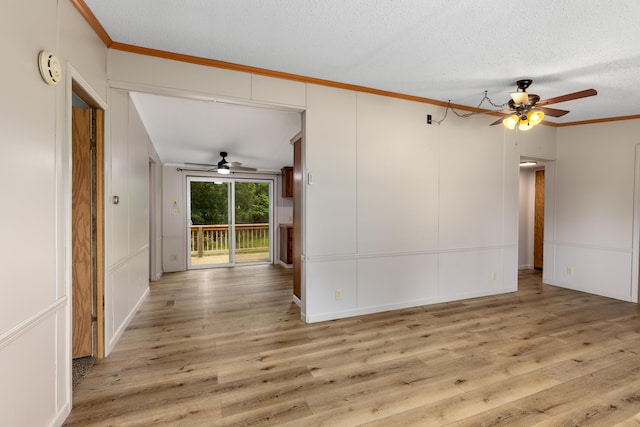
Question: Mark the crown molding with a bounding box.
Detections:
[71,0,639,128]
[69,0,113,46]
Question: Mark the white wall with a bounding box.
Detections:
[304,87,525,322]
[545,120,640,301]
[162,166,187,272]
[0,1,107,425]
[105,89,154,353]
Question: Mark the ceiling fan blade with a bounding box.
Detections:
[536,106,570,117]
[537,89,597,106]
[185,162,217,167]
[230,165,258,172]
[489,117,504,126]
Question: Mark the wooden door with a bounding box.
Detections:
[534,170,545,270]
[293,137,302,299]
[72,107,93,358]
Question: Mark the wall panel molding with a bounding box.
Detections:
[304,244,518,263]
[0,297,66,351]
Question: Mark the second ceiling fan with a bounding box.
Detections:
[186,151,257,174]
[211,152,257,174]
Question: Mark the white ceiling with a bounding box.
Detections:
[130,93,301,170]
[85,0,640,167]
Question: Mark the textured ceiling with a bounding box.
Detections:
[85,0,640,167]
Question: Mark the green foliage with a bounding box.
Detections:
[190,182,229,225]
[190,181,270,225]
[235,182,270,224]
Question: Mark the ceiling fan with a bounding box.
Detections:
[489,79,597,130]
[185,151,257,174]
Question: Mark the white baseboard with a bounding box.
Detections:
[106,286,150,356]
[278,260,293,269]
[292,294,301,307]
[305,287,517,323]
[50,402,71,427]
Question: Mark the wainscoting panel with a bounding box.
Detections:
[357,253,438,307]
[0,309,58,426]
[550,243,633,301]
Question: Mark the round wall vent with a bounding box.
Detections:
[38,51,62,85]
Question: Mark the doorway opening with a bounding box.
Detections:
[70,79,105,389]
[187,177,274,268]
[518,158,548,275]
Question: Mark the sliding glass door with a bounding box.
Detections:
[187,177,272,268]
[234,181,271,264]
[188,179,230,267]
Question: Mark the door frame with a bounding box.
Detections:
[67,66,107,363]
[518,158,554,278]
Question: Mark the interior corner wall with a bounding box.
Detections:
[545,120,640,301]
[1,1,108,426]
[162,166,188,272]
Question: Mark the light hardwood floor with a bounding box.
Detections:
[64,267,640,426]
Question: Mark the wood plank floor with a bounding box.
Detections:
[64,267,640,426]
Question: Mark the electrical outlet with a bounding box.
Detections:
[170,255,177,261]
[335,289,342,301]
[567,266,573,275]
[492,271,497,280]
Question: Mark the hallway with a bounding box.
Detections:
[65,267,640,425]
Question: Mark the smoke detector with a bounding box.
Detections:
[38,51,62,85]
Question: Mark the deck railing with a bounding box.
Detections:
[190,224,269,257]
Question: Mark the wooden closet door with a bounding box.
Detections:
[72,107,93,358]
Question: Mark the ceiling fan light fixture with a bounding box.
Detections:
[519,120,534,131]
[503,115,519,129]
[520,161,538,167]
[527,110,544,126]
[217,151,230,174]
[510,91,529,105]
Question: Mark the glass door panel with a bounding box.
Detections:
[188,179,230,268]
[234,181,271,264]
